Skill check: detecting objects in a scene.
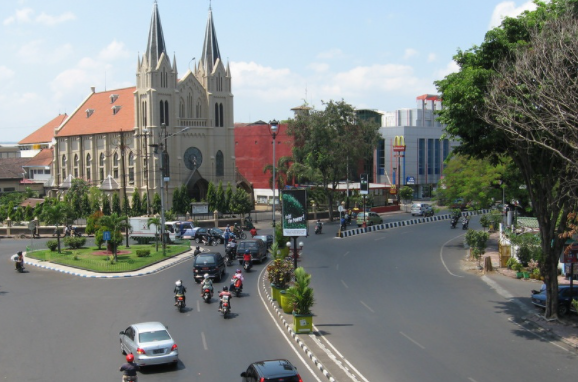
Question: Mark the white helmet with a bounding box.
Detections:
[175,280,182,287]
[204,273,209,279]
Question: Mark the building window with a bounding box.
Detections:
[434,139,441,175]
[216,150,224,176]
[128,153,134,184]
[427,139,434,175]
[113,153,119,179]
[214,103,219,126]
[99,168,104,181]
[219,103,224,127]
[87,168,91,181]
[99,153,105,166]
[418,139,425,176]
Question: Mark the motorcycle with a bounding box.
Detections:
[175,295,186,312]
[233,227,247,239]
[221,295,231,319]
[230,278,243,297]
[202,288,212,303]
[314,223,322,234]
[450,216,459,229]
[462,217,470,230]
[243,258,252,272]
[225,244,236,266]
[15,261,25,273]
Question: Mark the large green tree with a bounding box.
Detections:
[288,100,381,220]
[41,202,71,253]
[435,0,578,318]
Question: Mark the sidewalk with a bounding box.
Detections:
[468,231,578,349]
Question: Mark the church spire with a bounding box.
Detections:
[199,6,221,75]
[145,1,167,70]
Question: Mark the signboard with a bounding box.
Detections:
[564,243,578,263]
[28,221,37,232]
[103,231,111,241]
[192,203,209,214]
[360,173,369,195]
[281,189,308,237]
[390,185,397,195]
[406,176,415,185]
[393,136,406,152]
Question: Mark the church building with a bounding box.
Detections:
[49,2,239,210]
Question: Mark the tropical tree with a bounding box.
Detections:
[112,193,121,215]
[89,187,102,213]
[141,193,149,215]
[225,183,234,214]
[172,187,182,215]
[41,202,71,253]
[230,188,253,218]
[147,216,161,252]
[102,194,111,215]
[131,191,142,217]
[99,213,128,261]
[263,156,293,196]
[216,181,225,214]
[288,100,381,220]
[206,182,216,212]
[434,0,577,318]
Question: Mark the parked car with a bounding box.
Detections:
[193,252,226,282]
[240,359,302,382]
[119,321,178,367]
[236,238,268,263]
[356,212,383,227]
[411,203,434,217]
[253,234,273,249]
[193,227,224,244]
[531,285,578,316]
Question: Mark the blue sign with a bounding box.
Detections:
[103,231,111,241]
[406,176,415,185]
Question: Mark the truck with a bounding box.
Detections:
[128,217,194,244]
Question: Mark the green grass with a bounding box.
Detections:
[26,242,191,273]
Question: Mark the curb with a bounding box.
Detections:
[261,276,336,382]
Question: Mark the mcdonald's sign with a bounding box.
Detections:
[393,136,406,152]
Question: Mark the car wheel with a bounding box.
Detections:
[558,304,570,316]
[195,237,201,244]
[212,240,219,247]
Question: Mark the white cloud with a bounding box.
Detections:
[307,62,329,73]
[17,40,74,64]
[317,48,345,60]
[427,53,437,62]
[0,66,15,81]
[489,1,537,29]
[403,48,419,60]
[435,60,460,79]
[3,8,75,26]
[97,40,130,62]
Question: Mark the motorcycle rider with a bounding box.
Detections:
[119,353,140,381]
[226,237,237,263]
[193,246,202,256]
[243,249,252,270]
[250,227,258,237]
[315,219,323,233]
[173,280,187,306]
[218,286,232,311]
[200,273,214,298]
[14,251,24,271]
[230,268,244,292]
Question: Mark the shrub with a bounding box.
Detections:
[63,236,86,249]
[512,262,524,272]
[506,257,519,270]
[47,240,58,252]
[136,249,151,257]
[266,258,294,289]
[286,267,314,315]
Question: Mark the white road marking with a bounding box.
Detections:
[336,263,339,271]
[468,378,478,382]
[440,236,465,277]
[360,301,375,313]
[507,317,569,351]
[314,329,372,382]
[201,331,208,350]
[196,300,201,312]
[341,280,349,289]
[375,236,388,241]
[343,251,349,257]
[400,331,425,349]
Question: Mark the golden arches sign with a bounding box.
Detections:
[393,136,406,152]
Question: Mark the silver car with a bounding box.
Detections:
[119,322,179,367]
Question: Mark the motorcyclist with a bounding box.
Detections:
[243,249,252,270]
[226,238,237,262]
[340,215,346,230]
[218,286,232,311]
[14,251,24,271]
[315,219,322,233]
[173,280,187,306]
[119,353,140,381]
[230,269,244,291]
[224,224,231,247]
[200,273,214,297]
[250,227,258,237]
[193,246,202,256]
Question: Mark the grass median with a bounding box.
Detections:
[26,242,191,273]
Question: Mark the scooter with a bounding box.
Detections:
[243,259,252,272]
[314,223,322,234]
[225,245,236,266]
[220,295,231,319]
[462,217,469,230]
[450,216,459,229]
[15,261,25,273]
[202,288,212,303]
[230,278,243,297]
[175,295,186,312]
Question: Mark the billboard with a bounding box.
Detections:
[360,173,368,195]
[282,189,308,237]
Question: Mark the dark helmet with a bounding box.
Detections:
[17,251,22,255]
[196,246,200,250]
[223,286,228,291]
[245,249,250,254]
[126,354,134,362]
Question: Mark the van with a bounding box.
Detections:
[236,238,268,263]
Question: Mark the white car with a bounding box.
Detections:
[119,322,179,367]
[411,203,433,216]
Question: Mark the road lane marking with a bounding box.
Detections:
[507,317,569,351]
[201,331,208,350]
[343,251,349,257]
[375,236,388,241]
[360,301,375,313]
[336,264,339,271]
[341,280,348,289]
[440,236,465,277]
[309,334,364,382]
[314,330,372,382]
[400,331,425,349]
[197,300,201,312]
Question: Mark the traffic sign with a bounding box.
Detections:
[103,231,111,241]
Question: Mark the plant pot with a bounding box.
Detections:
[523,272,530,279]
[280,290,293,314]
[293,313,313,333]
[516,272,524,279]
[271,284,282,302]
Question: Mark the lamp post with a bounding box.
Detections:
[286,239,304,270]
[269,120,279,244]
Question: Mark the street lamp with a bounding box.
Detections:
[269,120,279,244]
[286,239,304,270]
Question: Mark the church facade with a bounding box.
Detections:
[50,2,240,210]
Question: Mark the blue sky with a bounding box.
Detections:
[0,0,537,142]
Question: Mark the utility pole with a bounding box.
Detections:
[119,131,130,248]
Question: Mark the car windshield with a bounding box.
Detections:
[212,228,223,235]
[139,329,170,343]
[244,242,258,249]
[196,255,216,265]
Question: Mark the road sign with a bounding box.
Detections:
[103,231,111,241]
[28,221,36,232]
[360,173,368,195]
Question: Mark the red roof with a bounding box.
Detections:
[24,148,53,167]
[56,87,136,137]
[19,114,67,144]
[416,94,441,101]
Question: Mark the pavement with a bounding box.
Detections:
[19,208,578,382]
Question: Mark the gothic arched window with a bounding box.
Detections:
[216,150,224,177]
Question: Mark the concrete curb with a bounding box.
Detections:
[261,275,336,382]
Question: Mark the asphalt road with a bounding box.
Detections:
[303,216,578,382]
[0,239,325,381]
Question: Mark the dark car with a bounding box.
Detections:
[194,227,224,245]
[193,252,226,282]
[236,238,268,263]
[253,234,273,249]
[240,359,302,382]
[531,285,578,316]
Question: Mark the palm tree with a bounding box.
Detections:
[147,216,161,252]
[263,156,294,207]
[99,213,129,261]
[41,202,70,253]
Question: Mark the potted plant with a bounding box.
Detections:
[266,243,294,303]
[286,267,315,333]
[513,262,524,278]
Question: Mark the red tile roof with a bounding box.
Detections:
[19,114,67,144]
[56,87,136,137]
[24,148,53,167]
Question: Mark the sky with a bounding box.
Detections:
[0,0,538,143]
